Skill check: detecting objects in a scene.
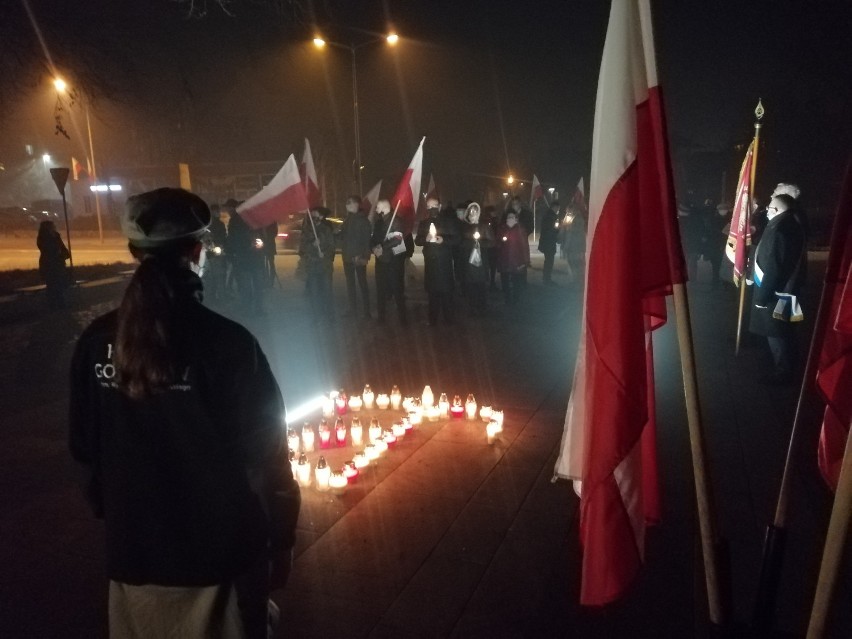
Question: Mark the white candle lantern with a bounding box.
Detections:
[301,424,315,452]
[348,395,363,412]
[350,418,364,447]
[368,418,382,444]
[288,450,298,480]
[287,428,300,454]
[296,453,311,487]
[321,396,335,418]
[375,439,389,454]
[318,420,331,449]
[427,406,441,422]
[376,394,390,410]
[480,405,493,421]
[392,422,406,438]
[421,385,434,408]
[390,386,402,410]
[335,418,347,447]
[315,456,330,491]
[329,471,347,494]
[362,385,375,409]
[438,393,450,418]
[353,451,369,469]
[365,444,379,461]
[408,410,422,426]
[465,394,477,420]
[486,420,500,444]
[491,410,504,430]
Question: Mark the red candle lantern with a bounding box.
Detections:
[450,395,465,419]
[319,420,331,448]
[335,417,347,446]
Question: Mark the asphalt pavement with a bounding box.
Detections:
[0,250,848,638]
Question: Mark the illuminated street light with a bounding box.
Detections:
[313,37,326,48]
[53,78,67,92]
[386,32,399,45]
[42,153,51,165]
[507,174,514,185]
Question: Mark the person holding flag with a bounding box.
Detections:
[299,207,336,321]
[371,199,411,326]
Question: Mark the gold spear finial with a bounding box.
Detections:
[755,99,765,120]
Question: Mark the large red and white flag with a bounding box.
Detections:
[530,174,545,208]
[725,141,755,285]
[237,154,309,229]
[300,138,322,208]
[816,160,852,492]
[572,177,588,214]
[554,0,686,606]
[390,137,425,233]
[363,179,382,221]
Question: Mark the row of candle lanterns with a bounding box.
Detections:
[287,416,414,453]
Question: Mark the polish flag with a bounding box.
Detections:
[554,0,687,606]
[425,173,437,200]
[363,180,382,222]
[237,154,309,229]
[572,177,588,215]
[71,157,84,181]
[530,174,545,208]
[816,160,852,492]
[725,140,754,285]
[300,138,322,208]
[389,137,425,234]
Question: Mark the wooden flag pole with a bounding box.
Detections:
[735,100,764,356]
[384,199,402,240]
[806,419,852,639]
[672,282,729,625]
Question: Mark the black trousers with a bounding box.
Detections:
[542,252,555,282]
[375,260,407,323]
[500,271,524,306]
[427,291,454,325]
[343,260,370,316]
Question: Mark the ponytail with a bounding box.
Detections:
[114,245,193,399]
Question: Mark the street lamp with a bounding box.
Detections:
[312,31,399,197]
[53,76,104,243]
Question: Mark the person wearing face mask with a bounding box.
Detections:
[415,197,459,326]
[496,210,531,306]
[371,199,411,326]
[69,188,300,639]
[339,195,373,319]
[749,193,808,384]
[460,202,495,316]
[299,207,336,321]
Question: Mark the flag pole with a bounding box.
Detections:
[384,199,402,240]
[672,282,730,626]
[806,418,852,639]
[735,100,764,355]
[303,171,323,259]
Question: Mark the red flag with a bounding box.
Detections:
[390,137,425,234]
[300,138,322,208]
[554,0,686,606]
[816,160,852,491]
[71,157,83,181]
[530,174,544,208]
[237,154,309,229]
[362,180,382,221]
[572,177,587,214]
[725,140,755,285]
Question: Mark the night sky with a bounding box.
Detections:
[1,0,851,213]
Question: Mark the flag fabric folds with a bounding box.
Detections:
[554,0,686,607]
[300,138,322,208]
[389,137,425,234]
[425,173,437,200]
[363,180,382,220]
[71,157,84,181]
[725,141,755,285]
[816,161,852,492]
[237,154,309,229]
[530,174,544,208]
[572,177,587,214]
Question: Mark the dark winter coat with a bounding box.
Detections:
[415,214,458,293]
[299,216,335,274]
[538,208,560,255]
[749,208,807,338]
[371,214,411,265]
[37,227,70,287]
[461,221,494,284]
[496,223,530,273]
[339,210,373,264]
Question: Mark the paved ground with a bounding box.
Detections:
[0,250,849,638]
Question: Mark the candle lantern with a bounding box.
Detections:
[390,385,402,410]
[288,450,298,480]
[392,421,406,438]
[321,395,335,418]
[486,420,500,444]
[401,417,413,432]
[350,418,364,447]
[318,420,331,449]
[343,461,359,481]
[362,385,375,409]
[408,410,422,426]
[480,405,493,421]
[491,410,504,430]
[353,451,369,469]
[329,471,347,494]
[376,394,390,410]
[365,444,379,461]
[348,395,363,412]
[427,406,441,422]
[465,394,477,420]
[401,396,414,412]
[315,456,330,491]
[438,393,450,418]
[450,395,465,419]
[296,453,311,487]
[368,418,382,444]
[302,424,315,452]
[335,418,347,446]
[335,390,348,416]
[287,428,300,454]
[375,438,389,454]
[421,385,435,408]
[383,429,397,446]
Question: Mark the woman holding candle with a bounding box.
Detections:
[414,197,459,326]
[460,202,494,317]
[68,189,300,639]
[496,210,531,307]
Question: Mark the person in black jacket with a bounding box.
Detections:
[36,220,71,309]
[69,188,300,638]
[339,195,373,319]
[460,202,494,316]
[371,199,411,326]
[225,205,266,315]
[299,207,336,320]
[538,200,560,286]
[415,197,459,326]
[748,193,808,384]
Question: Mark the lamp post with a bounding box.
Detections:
[53,77,104,243]
[313,32,399,198]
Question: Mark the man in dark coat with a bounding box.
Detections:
[460,202,494,316]
[339,195,373,319]
[415,197,459,326]
[749,193,807,384]
[299,207,336,320]
[538,200,560,286]
[371,199,411,326]
[226,207,265,316]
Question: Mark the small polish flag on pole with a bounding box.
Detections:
[237,154,309,229]
[530,174,544,209]
[387,137,425,234]
[300,138,322,209]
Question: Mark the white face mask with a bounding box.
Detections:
[506,217,518,228]
[456,210,465,220]
[766,205,783,220]
[467,209,480,224]
[346,202,359,214]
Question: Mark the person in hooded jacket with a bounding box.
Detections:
[496,209,531,306]
[415,197,459,326]
[460,202,494,316]
[69,188,300,639]
[36,220,71,309]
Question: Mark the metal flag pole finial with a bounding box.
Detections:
[755,99,765,121]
